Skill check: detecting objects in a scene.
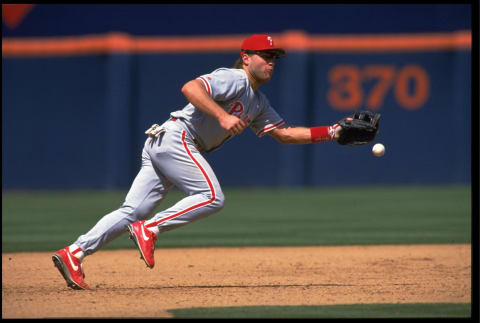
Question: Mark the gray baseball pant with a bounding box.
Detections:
[74,119,225,256]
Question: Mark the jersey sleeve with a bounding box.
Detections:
[196,68,247,101]
[250,94,285,137]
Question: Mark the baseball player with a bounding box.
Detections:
[52,34,380,290]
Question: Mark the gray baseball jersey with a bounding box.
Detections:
[74,67,285,256]
[171,68,285,152]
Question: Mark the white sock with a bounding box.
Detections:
[144,221,159,235]
[69,244,85,261]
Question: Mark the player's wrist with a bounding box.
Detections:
[310,126,331,142]
[331,123,341,140]
[310,125,339,143]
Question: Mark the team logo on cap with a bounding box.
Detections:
[267,36,273,46]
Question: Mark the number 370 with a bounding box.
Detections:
[327,64,429,110]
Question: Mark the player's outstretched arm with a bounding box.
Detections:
[181,79,246,136]
[268,124,341,145]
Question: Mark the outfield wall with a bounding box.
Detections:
[2,5,472,189]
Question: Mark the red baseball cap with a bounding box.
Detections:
[241,34,286,57]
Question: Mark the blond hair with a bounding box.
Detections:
[233,55,243,69]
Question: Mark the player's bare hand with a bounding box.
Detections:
[219,114,247,136]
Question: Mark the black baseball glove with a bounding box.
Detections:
[337,110,381,146]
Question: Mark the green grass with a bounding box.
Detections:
[2,185,471,253]
[167,303,471,318]
[2,186,472,318]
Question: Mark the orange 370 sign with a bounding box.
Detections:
[327,64,430,111]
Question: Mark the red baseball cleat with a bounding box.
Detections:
[52,247,89,290]
[127,220,157,269]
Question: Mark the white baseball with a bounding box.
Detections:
[372,143,385,157]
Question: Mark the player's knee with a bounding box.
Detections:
[120,203,152,221]
[211,189,225,212]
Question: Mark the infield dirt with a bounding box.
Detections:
[2,244,471,318]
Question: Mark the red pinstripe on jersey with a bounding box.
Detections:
[145,130,215,228]
[256,120,285,137]
[197,76,211,95]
